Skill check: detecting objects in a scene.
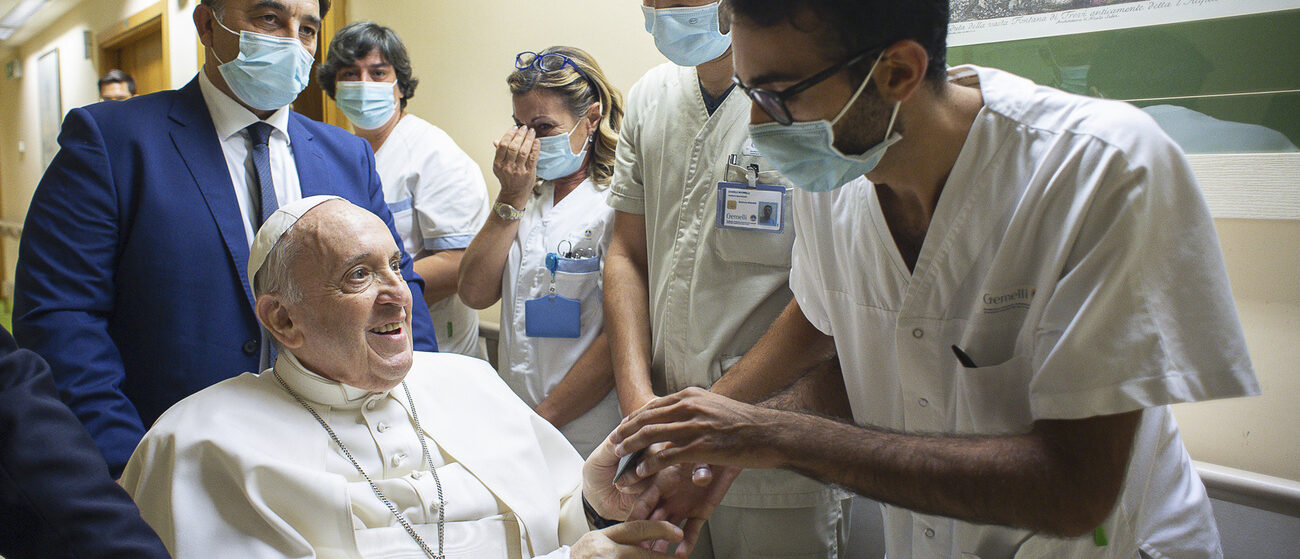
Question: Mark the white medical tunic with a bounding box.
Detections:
[375,114,490,356]
[122,350,588,559]
[608,62,837,508]
[788,65,1260,558]
[498,179,621,458]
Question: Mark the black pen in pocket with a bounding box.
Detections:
[951,345,978,368]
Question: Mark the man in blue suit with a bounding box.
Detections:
[14,0,437,477]
[0,325,171,559]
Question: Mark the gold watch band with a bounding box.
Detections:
[492,199,525,220]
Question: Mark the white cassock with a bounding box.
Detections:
[121,350,589,559]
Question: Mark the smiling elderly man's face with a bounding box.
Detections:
[278,201,414,390]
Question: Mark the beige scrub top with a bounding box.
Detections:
[608,62,838,509]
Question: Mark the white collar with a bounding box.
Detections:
[271,350,392,409]
[198,70,293,144]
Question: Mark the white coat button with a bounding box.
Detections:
[912,328,924,339]
[365,398,380,410]
[391,452,407,467]
[412,470,424,480]
[918,398,929,408]
[376,422,390,433]
[924,528,935,538]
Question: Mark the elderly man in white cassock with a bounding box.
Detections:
[121,196,690,559]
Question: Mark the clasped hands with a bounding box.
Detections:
[581,388,782,557]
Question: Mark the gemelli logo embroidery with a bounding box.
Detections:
[982,287,1036,314]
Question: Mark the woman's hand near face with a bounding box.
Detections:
[492,125,539,207]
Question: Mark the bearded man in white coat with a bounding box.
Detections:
[121,196,687,559]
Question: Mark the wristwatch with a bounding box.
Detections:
[492,199,525,221]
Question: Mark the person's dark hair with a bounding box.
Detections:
[98,69,136,94]
[317,22,418,110]
[722,0,949,85]
[200,0,332,19]
[507,46,624,187]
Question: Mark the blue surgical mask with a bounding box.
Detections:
[536,127,589,181]
[641,3,730,67]
[335,81,397,130]
[747,55,901,193]
[211,18,315,111]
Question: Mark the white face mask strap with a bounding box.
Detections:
[831,50,886,126]
[209,15,239,65]
[882,100,901,142]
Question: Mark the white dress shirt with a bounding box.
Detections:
[789,66,1260,558]
[198,71,303,245]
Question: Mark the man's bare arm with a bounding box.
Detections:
[613,389,1140,538]
[709,298,836,405]
[603,211,656,414]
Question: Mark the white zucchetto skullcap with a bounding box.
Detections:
[247,195,345,289]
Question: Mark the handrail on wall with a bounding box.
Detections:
[0,220,21,240]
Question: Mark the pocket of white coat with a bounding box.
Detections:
[954,352,1034,434]
[711,187,795,268]
[553,256,601,299]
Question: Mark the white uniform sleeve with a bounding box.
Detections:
[788,189,834,337]
[607,77,647,215]
[1028,131,1258,420]
[411,125,489,252]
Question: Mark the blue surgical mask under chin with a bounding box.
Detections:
[536,128,590,181]
[641,3,731,67]
[335,81,397,130]
[211,18,315,111]
[747,55,902,193]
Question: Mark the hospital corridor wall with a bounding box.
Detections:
[0,0,1295,556]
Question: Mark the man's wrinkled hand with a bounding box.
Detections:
[624,462,740,558]
[570,521,682,559]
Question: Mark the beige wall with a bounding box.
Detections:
[0,0,200,290]
[0,0,1294,481]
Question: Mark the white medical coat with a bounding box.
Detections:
[498,179,621,458]
[121,351,588,559]
[788,65,1259,558]
[375,114,490,356]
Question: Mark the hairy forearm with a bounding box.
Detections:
[414,250,463,305]
[770,410,1140,537]
[603,213,655,414]
[711,298,836,404]
[535,333,618,428]
[758,357,853,420]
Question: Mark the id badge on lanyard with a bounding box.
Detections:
[525,252,581,338]
[716,156,785,233]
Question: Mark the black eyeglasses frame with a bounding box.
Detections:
[732,46,886,126]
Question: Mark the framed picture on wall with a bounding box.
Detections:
[948,0,1296,46]
[37,48,62,170]
[947,2,1300,219]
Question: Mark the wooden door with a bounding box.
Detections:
[99,1,170,96]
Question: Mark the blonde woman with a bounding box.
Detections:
[459,47,624,458]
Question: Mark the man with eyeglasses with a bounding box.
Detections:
[603,1,847,557]
[611,1,1258,557]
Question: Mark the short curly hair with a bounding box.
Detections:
[317,22,418,110]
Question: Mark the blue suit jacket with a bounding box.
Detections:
[0,326,171,559]
[14,77,438,476]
